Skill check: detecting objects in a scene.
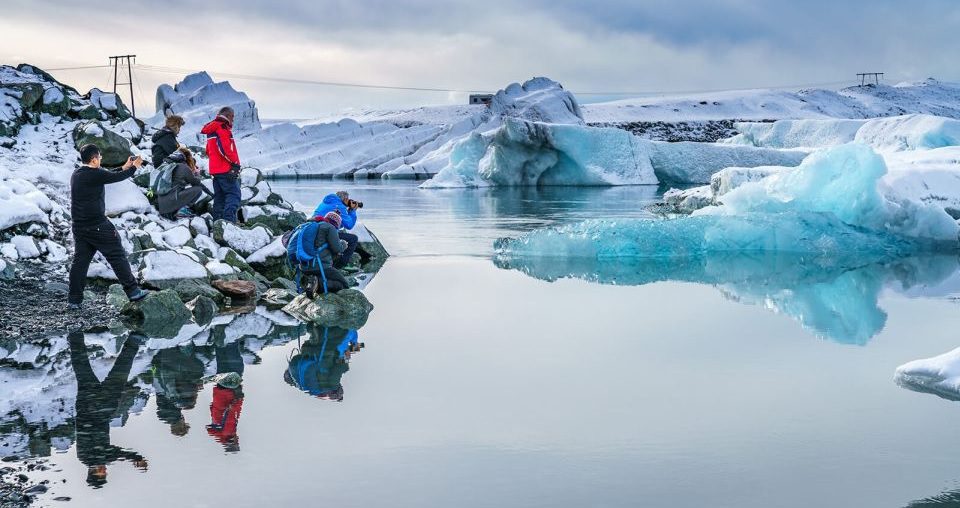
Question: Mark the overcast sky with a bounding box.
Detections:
[2,0,958,119]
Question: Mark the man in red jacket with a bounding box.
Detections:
[201,107,242,222]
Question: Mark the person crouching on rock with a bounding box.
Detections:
[201,107,242,223]
[312,190,360,269]
[157,148,213,220]
[68,144,150,310]
[151,114,184,167]
[302,211,351,296]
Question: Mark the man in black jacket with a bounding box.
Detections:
[151,115,184,167]
[68,144,149,309]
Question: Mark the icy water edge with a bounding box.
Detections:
[5,181,960,507]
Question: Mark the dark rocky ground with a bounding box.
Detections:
[0,458,63,507]
[0,266,120,341]
[591,119,772,143]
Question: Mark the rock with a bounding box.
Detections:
[246,238,292,280]
[43,281,68,294]
[212,279,257,301]
[172,279,225,305]
[76,104,100,120]
[262,288,295,310]
[211,220,273,256]
[282,289,374,329]
[23,484,48,495]
[0,258,14,280]
[106,283,128,309]
[222,248,253,274]
[40,86,71,116]
[72,120,133,167]
[244,209,306,235]
[83,290,96,302]
[121,289,192,337]
[355,225,390,273]
[271,277,298,293]
[186,295,217,326]
[138,250,209,289]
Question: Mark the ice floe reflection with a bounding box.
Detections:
[495,253,960,345]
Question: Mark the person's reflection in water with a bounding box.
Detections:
[284,327,362,402]
[150,346,204,436]
[206,372,244,452]
[68,331,147,487]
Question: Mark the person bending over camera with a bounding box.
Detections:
[312,190,362,269]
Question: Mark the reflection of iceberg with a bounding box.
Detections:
[494,253,958,345]
[895,346,960,401]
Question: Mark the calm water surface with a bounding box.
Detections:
[10,180,960,508]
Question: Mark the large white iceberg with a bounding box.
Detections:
[423,118,657,188]
[497,144,959,261]
[152,71,261,144]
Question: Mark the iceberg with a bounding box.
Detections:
[646,140,808,184]
[895,347,960,401]
[422,118,658,188]
[726,119,865,149]
[854,114,960,152]
[152,71,261,144]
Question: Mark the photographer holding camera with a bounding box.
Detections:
[312,190,362,269]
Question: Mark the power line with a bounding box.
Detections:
[43,64,113,71]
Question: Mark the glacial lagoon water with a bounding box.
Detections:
[9,180,960,507]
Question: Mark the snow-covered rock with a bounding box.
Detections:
[104,179,151,215]
[139,250,209,283]
[213,221,273,256]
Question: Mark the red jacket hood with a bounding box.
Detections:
[201,116,232,134]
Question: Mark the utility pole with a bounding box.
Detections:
[108,55,137,117]
[856,72,884,87]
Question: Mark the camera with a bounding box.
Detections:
[348,199,364,209]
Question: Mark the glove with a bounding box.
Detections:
[228,164,242,178]
[339,240,348,251]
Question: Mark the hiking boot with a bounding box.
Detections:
[303,275,318,299]
[127,288,150,302]
[175,207,196,219]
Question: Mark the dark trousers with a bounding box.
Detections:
[335,231,358,268]
[305,264,350,292]
[68,222,139,304]
[211,175,241,223]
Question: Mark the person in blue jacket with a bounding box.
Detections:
[312,190,360,268]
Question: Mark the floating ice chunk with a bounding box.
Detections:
[700,143,959,244]
[423,118,657,188]
[711,166,782,197]
[896,347,960,401]
[855,114,960,152]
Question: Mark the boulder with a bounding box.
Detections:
[106,283,128,309]
[271,277,298,293]
[186,295,218,326]
[244,207,306,235]
[72,120,133,167]
[212,279,257,301]
[262,288,295,310]
[282,289,374,329]
[121,289,192,337]
[172,279,225,305]
[246,238,292,280]
[40,86,71,116]
[138,250,209,289]
[221,248,253,274]
[211,220,273,256]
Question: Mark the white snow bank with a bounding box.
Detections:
[423,118,657,188]
[896,347,960,400]
[726,119,865,149]
[855,114,960,152]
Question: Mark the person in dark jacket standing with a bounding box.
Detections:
[150,115,184,167]
[69,331,148,487]
[156,148,213,219]
[68,144,149,309]
[201,107,242,223]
